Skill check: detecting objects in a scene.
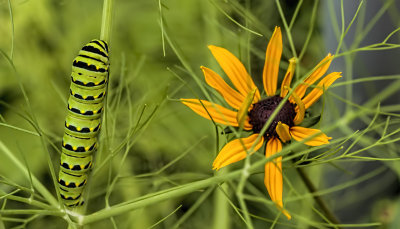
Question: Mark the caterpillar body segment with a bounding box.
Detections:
[58,170,87,207]
[59,187,83,207]
[64,115,101,138]
[69,83,106,103]
[62,133,97,156]
[71,71,107,88]
[58,39,109,207]
[60,153,92,174]
[72,58,108,75]
[58,171,87,190]
[67,97,104,118]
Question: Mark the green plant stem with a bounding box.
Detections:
[275,0,298,58]
[100,0,114,43]
[0,141,58,207]
[0,209,64,216]
[213,182,230,229]
[236,156,254,228]
[7,0,14,60]
[298,0,318,61]
[296,166,341,228]
[80,171,241,225]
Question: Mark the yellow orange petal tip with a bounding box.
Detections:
[322,53,333,61]
[271,27,282,38]
[212,163,221,170]
[274,203,291,220]
[208,45,217,50]
[282,210,292,220]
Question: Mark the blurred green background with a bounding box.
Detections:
[0,0,400,228]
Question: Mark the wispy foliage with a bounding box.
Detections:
[0,0,399,228]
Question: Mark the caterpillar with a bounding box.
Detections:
[58,39,109,207]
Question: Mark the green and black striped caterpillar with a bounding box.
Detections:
[58,39,109,207]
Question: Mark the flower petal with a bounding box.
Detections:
[212,134,264,170]
[202,66,245,110]
[208,45,260,101]
[237,89,257,129]
[301,72,342,110]
[290,126,332,146]
[265,137,291,220]
[294,54,333,99]
[284,86,305,125]
[292,97,305,126]
[263,27,282,96]
[276,122,291,143]
[280,57,297,98]
[181,99,252,130]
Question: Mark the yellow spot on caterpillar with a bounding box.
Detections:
[94,95,99,99]
[82,95,87,99]
[66,123,69,127]
[84,82,88,85]
[69,164,74,169]
[89,128,94,132]
[72,146,77,151]
[63,142,66,146]
[65,181,70,186]
[80,110,85,114]
[85,146,90,151]
[76,127,81,131]
[87,63,91,67]
[95,82,100,85]
[80,165,84,170]
[93,110,98,114]
[68,105,72,109]
[96,66,99,70]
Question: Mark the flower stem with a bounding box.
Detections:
[296,166,342,227]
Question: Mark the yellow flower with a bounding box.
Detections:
[181,26,341,220]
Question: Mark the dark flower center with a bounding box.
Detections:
[248,95,296,140]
